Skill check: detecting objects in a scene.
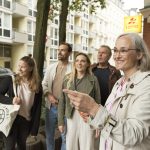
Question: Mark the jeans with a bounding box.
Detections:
[45,106,66,150]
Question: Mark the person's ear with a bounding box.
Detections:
[137,51,143,60]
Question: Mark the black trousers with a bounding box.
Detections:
[3,115,30,150]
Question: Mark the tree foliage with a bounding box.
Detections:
[33,0,106,77]
[49,0,106,43]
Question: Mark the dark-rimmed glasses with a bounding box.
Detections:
[112,48,140,55]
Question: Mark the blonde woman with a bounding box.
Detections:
[0,55,42,150]
[58,53,101,150]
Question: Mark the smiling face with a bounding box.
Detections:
[17,60,32,79]
[113,35,143,77]
[75,54,90,75]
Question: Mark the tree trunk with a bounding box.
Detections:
[33,0,50,78]
[59,0,69,44]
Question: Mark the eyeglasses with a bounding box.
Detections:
[112,48,139,55]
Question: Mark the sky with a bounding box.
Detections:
[123,0,144,9]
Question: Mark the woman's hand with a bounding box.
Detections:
[63,89,100,118]
[13,96,21,105]
[58,125,65,133]
[79,111,89,123]
[48,94,58,106]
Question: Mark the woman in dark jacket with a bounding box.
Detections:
[0,55,42,150]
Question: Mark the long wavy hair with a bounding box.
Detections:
[15,55,40,92]
[66,52,92,89]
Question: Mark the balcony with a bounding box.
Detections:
[89,15,96,23]
[89,31,97,39]
[74,12,82,18]
[88,47,95,54]
[74,44,82,52]
[12,29,28,44]
[12,2,28,17]
[74,25,82,35]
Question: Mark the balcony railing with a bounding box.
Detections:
[89,31,96,38]
[74,44,82,52]
[12,2,28,17]
[74,26,82,35]
[88,47,95,54]
[12,29,28,44]
[89,15,96,23]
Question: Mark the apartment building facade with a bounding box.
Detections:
[140,0,150,50]
[0,0,127,71]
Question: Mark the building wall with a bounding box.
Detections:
[143,18,150,50]
[0,0,127,71]
[141,0,150,50]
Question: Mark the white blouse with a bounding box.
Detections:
[17,82,35,121]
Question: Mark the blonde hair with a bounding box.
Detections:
[66,52,92,89]
[15,55,40,92]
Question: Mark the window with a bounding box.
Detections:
[82,20,88,35]
[54,49,57,59]
[53,18,59,25]
[4,29,10,37]
[27,45,33,55]
[69,53,73,61]
[27,21,32,33]
[0,28,2,36]
[50,48,57,60]
[0,12,1,26]
[27,20,35,41]
[0,44,11,57]
[4,61,11,68]
[4,45,11,57]
[66,33,73,44]
[50,48,53,59]
[33,11,36,17]
[0,45,3,57]
[28,9,32,16]
[4,0,10,9]
[0,12,11,38]
[0,12,2,36]
[28,34,32,41]
[50,28,58,46]
[54,28,57,39]
[82,37,88,51]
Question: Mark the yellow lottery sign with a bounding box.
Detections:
[124,15,142,33]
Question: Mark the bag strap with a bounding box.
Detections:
[11,75,17,97]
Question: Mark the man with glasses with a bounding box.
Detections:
[92,45,121,106]
[42,42,72,150]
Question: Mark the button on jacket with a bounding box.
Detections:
[89,71,150,150]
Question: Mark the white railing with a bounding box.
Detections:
[12,29,27,43]
[12,1,28,17]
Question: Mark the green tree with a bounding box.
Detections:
[33,0,106,77]
[33,0,50,78]
[49,0,106,44]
